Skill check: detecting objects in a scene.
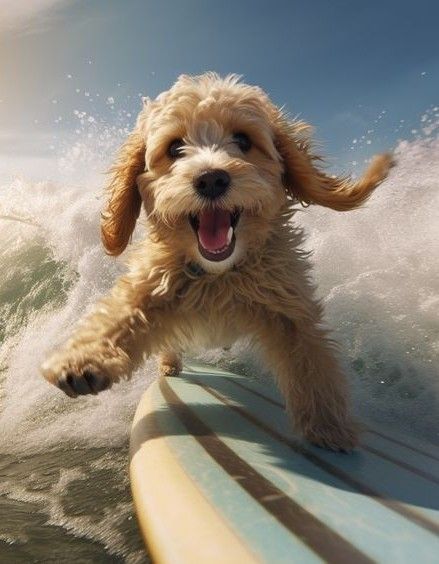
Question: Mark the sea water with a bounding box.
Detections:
[0,110,438,562]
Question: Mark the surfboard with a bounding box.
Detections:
[129,361,439,563]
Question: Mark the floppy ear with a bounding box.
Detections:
[274,114,393,211]
[101,130,145,255]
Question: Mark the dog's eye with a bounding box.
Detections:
[233,132,252,153]
[168,139,185,159]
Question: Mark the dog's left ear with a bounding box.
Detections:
[273,114,393,211]
[101,130,145,255]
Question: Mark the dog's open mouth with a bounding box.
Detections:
[189,208,241,262]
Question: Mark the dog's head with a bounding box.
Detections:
[101,73,392,273]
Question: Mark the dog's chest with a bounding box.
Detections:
[174,273,254,347]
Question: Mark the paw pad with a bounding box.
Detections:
[57,370,111,398]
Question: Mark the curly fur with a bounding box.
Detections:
[41,73,393,451]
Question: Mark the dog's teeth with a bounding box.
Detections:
[227,227,233,244]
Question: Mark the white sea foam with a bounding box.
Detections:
[0,116,438,456]
[0,131,151,455]
[296,132,439,438]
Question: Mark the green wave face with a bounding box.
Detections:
[0,241,77,344]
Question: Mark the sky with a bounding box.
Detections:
[0,0,438,181]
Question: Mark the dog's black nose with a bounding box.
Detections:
[194,169,231,200]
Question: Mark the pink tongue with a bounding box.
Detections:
[197,209,231,251]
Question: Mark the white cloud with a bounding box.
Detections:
[0,0,71,32]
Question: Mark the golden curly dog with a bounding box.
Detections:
[42,73,392,451]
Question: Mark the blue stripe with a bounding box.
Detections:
[173,370,439,563]
[150,381,323,563]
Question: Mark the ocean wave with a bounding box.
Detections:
[0,116,438,455]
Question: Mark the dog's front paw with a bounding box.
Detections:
[304,420,359,453]
[42,357,112,398]
[57,368,111,398]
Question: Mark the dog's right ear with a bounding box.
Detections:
[101,130,146,255]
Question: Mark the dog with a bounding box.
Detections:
[41,73,392,451]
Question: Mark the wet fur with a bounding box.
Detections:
[41,73,392,451]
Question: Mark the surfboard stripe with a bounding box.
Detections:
[191,376,439,537]
[153,385,324,563]
[219,369,439,480]
[159,376,373,564]
[186,362,439,462]
[366,428,439,462]
[361,444,439,484]
[130,385,259,563]
[229,376,285,409]
[165,374,439,561]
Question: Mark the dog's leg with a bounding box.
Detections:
[157,350,183,377]
[41,279,165,398]
[257,314,358,452]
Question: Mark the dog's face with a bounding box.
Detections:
[101,73,391,271]
[137,74,286,272]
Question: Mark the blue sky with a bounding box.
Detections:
[1,0,438,179]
